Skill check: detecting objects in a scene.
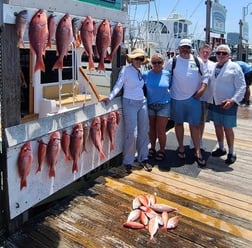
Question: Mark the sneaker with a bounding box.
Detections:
[225,154,236,165]
[211,148,227,157]
[140,160,152,172]
[124,164,132,174]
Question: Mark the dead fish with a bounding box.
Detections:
[150,203,178,213]
[166,216,180,229]
[46,131,61,178]
[140,206,158,220]
[90,117,106,160]
[140,210,149,226]
[127,209,141,222]
[147,193,157,206]
[15,9,28,48]
[36,139,47,173]
[29,9,48,72]
[80,16,96,70]
[137,194,149,207]
[161,211,169,232]
[123,221,145,229]
[69,123,83,173]
[148,216,159,244]
[61,130,71,161]
[47,14,57,48]
[82,121,90,152]
[96,19,111,71]
[100,115,107,141]
[107,22,124,62]
[72,17,81,48]
[132,196,142,209]
[107,111,117,151]
[17,142,33,190]
[115,110,121,125]
[52,13,73,70]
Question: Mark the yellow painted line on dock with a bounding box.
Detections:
[104,176,252,241]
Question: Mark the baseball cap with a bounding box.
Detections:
[179,39,192,47]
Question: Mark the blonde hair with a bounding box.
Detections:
[151,53,164,63]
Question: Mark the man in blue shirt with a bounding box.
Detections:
[236,61,252,106]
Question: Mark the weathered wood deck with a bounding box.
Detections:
[3,106,252,248]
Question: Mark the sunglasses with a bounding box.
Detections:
[216,51,228,56]
[134,57,145,62]
[152,61,163,65]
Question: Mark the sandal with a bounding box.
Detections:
[177,148,186,159]
[155,150,166,161]
[195,155,206,168]
[148,148,156,158]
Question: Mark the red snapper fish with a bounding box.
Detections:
[15,9,28,48]
[100,115,107,141]
[46,131,61,177]
[107,111,117,151]
[80,16,96,70]
[47,14,57,48]
[36,139,47,173]
[61,130,71,161]
[17,142,33,190]
[28,9,49,72]
[52,13,73,70]
[96,19,111,71]
[107,22,124,62]
[70,123,83,173]
[90,117,106,160]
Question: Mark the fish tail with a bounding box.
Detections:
[35,57,46,72]
[52,58,63,70]
[110,143,115,151]
[47,41,52,48]
[97,62,105,71]
[66,154,71,161]
[49,167,56,178]
[88,59,95,71]
[107,54,112,62]
[72,161,79,173]
[36,164,42,174]
[100,151,106,160]
[17,39,25,48]
[20,178,27,190]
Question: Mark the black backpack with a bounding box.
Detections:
[171,55,202,76]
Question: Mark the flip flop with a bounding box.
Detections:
[155,150,166,161]
[148,148,156,158]
[195,155,206,168]
[177,148,186,159]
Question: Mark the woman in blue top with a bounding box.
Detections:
[143,53,172,161]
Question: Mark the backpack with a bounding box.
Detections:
[171,55,202,76]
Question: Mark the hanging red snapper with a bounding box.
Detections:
[107,111,117,151]
[90,117,106,160]
[15,9,28,48]
[52,13,73,70]
[107,22,124,62]
[61,130,71,161]
[47,14,57,48]
[80,16,96,70]
[96,19,111,71]
[17,142,33,190]
[70,123,83,173]
[46,131,61,178]
[28,9,48,72]
[36,139,47,173]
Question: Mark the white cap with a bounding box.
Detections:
[179,39,192,47]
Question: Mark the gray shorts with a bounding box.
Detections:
[148,102,171,117]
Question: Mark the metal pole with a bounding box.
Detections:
[205,0,212,44]
[238,19,243,61]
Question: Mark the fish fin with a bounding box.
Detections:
[35,57,46,72]
[49,167,56,178]
[72,161,79,173]
[100,151,106,160]
[97,62,105,71]
[52,58,63,70]
[20,178,27,190]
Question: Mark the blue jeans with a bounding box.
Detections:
[122,97,149,165]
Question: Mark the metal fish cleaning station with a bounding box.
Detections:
[0,0,252,247]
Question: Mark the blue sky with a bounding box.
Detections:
[129,0,252,42]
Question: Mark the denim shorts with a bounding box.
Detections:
[148,102,171,117]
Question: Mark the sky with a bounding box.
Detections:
[128,0,252,43]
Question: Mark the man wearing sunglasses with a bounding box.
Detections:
[208,44,246,165]
[165,39,209,167]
